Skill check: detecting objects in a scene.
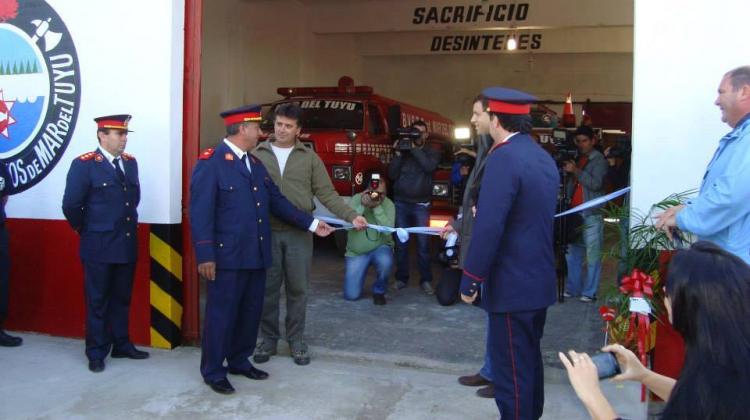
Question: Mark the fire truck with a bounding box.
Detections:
[260,76,458,237]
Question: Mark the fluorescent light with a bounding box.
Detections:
[507,35,517,51]
[454,127,471,140]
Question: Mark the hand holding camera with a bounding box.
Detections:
[559,343,648,409]
[599,344,649,382]
[361,174,384,209]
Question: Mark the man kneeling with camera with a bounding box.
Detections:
[343,174,395,305]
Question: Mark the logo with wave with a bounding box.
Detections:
[0,0,80,192]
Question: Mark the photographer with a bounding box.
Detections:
[562,125,608,302]
[343,174,395,305]
[451,147,476,188]
[388,120,440,295]
[604,143,631,282]
[560,241,750,419]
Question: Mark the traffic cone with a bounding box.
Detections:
[562,93,576,127]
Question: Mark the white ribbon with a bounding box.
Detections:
[317,216,442,243]
[555,187,630,218]
[321,186,630,242]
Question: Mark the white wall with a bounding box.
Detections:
[200,0,305,146]
[201,0,633,145]
[3,0,184,223]
[631,0,750,216]
[362,52,632,123]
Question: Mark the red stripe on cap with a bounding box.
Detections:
[487,100,530,115]
[97,120,128,129]
[223,112,262,126]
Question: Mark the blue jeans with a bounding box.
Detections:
[343,245,394,300]
[394,200,432,284]
[565,214,603,298]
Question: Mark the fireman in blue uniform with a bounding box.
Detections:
[460,88,559,419]
[0,162,20,347]
[190,104,332,395]
[62,114,148,373]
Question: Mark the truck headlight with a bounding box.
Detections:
[332,166,351,181]
[432,182,449,197]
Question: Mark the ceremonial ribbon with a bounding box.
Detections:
[619,268,655,401]
[555,187,630,218]
[319,187,630,242]
[317,216,442,243]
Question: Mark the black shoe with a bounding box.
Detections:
[204,378,235,395]
[88,360,105,373]
[111,347,150,359]
[229,366,269,380]
[458,373,491,387]
[373,294,386,305]
[476,384,495,398]
[0,330,22,347]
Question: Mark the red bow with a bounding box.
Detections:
[619,269,654,298]
[599,305,616,322]
[619,269,655,401]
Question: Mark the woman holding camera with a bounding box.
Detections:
[560,241,750,419]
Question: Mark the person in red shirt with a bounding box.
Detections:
[562,125,608,302]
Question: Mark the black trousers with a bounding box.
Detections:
[83,261,136,361]
[0,227,9,325]
[488,308,548,420]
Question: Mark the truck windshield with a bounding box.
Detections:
[262,100,364,130]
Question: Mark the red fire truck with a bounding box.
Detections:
[260,76,458,235]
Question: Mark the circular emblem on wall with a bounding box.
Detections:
[0,0,80,192]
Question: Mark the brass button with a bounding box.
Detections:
[103,182,107,187]
[253,186,258,191]
[256,202,261,207]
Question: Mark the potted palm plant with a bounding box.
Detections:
[598,191,696,397]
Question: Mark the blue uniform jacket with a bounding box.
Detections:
[460,134,559,313]
[0,163,17,225]
[677,113,750,264]
[189,141,314,270]
[62,149,140,263]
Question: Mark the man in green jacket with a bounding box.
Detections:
[253,103,367,366]
[343,174,395,305]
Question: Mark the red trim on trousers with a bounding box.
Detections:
[462,269,483,282]
[506,313,520,420]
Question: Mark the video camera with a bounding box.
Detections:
[437,232,459,268]
[393,127,424,151]
[551,128,578,166]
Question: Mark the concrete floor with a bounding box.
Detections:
[0,334,644,420]
[1,237,648,419]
